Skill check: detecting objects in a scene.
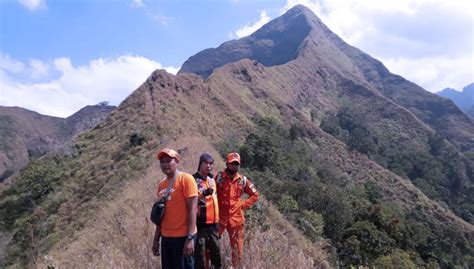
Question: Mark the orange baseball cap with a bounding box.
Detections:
[226,152,240,164]
[157,148,180,161]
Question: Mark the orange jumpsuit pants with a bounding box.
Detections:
[219,224,244,267]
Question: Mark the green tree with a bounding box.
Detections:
[340,221,395,266]
[297,210,324,241]
[277,194,299,213]
[373,249,418,269]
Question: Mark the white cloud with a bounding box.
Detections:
[281,0,474,92]
[151,14,172,26]
[0,54,51,81]
[0,54,25,74]
[163,66,180,75]
[232,10,271,38]
[0,55,179,117]
[146,11,173,26]
[131,0,145,8]
[382,56,473,92]
[29,59,50,79]
[134,3,173,26]
[282,0,473,46]
[18,0,46,11]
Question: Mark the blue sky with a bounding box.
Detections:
[1,0,473,117]
[1,0,285,68]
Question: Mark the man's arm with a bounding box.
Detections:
[152,225,161,256]
[242,178,259,210]
[186,195,198,235]
[183,195,198,256]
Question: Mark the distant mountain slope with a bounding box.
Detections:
[438,83,474,117]
[468,106,474,117]
[1,5,473,268]
[0,104,115,182]
[66,104,117,137]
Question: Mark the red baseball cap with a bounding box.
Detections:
[157,148,180,161]
[226,152,240,164]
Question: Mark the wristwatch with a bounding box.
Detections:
[187,234,195,240]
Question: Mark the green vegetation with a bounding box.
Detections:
[0,157,70,229]
[0,155,73,265]
[0,115,16,156]
[231,117,474,268]
[320,106,474,224]
[0,126,156,267]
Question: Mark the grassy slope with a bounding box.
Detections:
[38,137,328,268]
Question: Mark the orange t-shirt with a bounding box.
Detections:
[157,172,198,237]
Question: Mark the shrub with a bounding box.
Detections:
[277,194,299,213]
[129,133,145,147]
[373,249,419,269]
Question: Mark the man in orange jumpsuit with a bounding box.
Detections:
[216,152,259,267]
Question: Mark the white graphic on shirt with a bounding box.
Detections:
[158,188,175,201]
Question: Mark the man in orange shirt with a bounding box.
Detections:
[216,152,259,267]
[193,153,221,269]
[152,148,198,269]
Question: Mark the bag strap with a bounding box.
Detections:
[208,176,215,188]
[216,172,223,184]
[163,171,180,200]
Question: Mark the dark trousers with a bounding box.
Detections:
[161,236,194,269]
[194,226,222,269]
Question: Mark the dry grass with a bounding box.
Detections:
[37,137,329,268]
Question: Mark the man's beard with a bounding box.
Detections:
[227,168,238,175]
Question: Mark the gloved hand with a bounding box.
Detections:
[202,188,214,196]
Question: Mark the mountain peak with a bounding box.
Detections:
[463,83,474,94]
[439,87,459,95]
[284,4,320,20]
[178,5,319,78]
[250,4,321,39]
[438,83,474,114]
